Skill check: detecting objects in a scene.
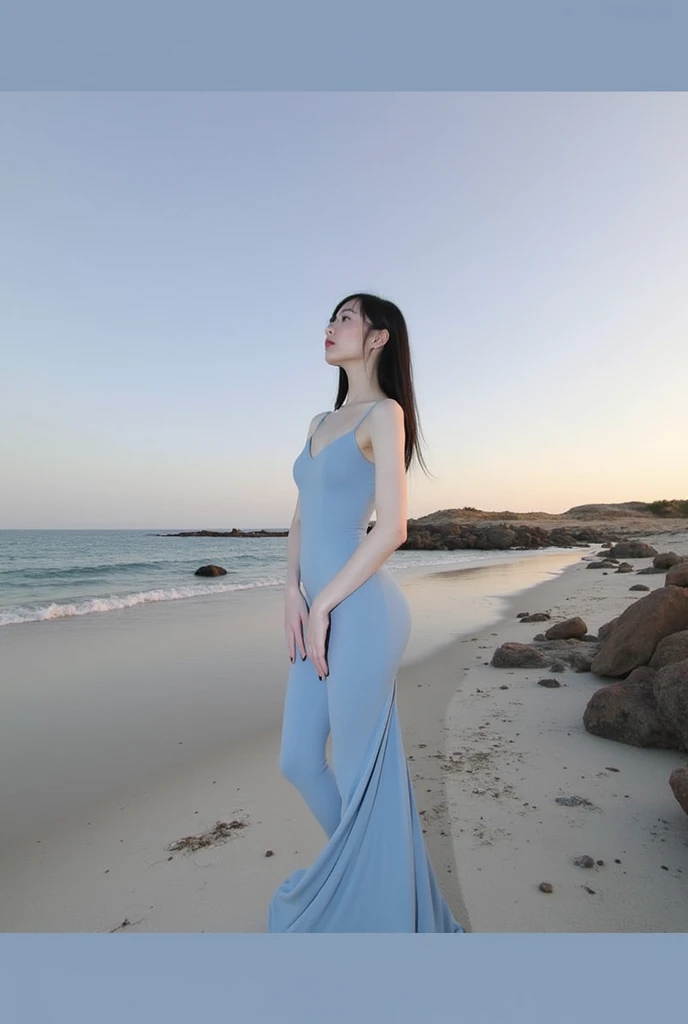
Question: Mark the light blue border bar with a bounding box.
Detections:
[2,934,687,1020]
[0,0,687,89]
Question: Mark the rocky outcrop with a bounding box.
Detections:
[194,564,228,576]
[544,617,587,640]
[648,631,688,671]
[583,667,680,749]
[591,586,688,678]
[528,637,601,671]
[597,618,619,642]
[607,541,658,559]
[399,522,612,552]
[654,552,687,570]
[669,766,688,817]
[666,562,688,588]
[156,529,289,538]
[653,659,688,751]
[491,643,549,669]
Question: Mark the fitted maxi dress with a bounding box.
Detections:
[268,399,464,933]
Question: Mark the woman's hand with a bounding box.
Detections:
[284,585,309,665]
[305,596,331,680]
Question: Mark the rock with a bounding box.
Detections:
[538,678,561,688]
[666,562,688,588]
[491,643,549,669]
[636,566,666,575]
[607,541,658,559]
[616,564,634,574]
[630,584,650,592]
[653,659,688,750]
[649,631,688,670]
[530,637,602,670]
[569,651,593,672]
[539,882,554,893]
[591,586,688,678]
[485,526,517,549]
[653,552,687,570]
[533,633,547,642]
[400,520,617,553]
[516,612,530,619]
[555,795,593,806]
[574,855,595,868]
[520,612,551,622]
[194,564,228,576]
[597,618,619,642]
[582,634,599,642]
[669,766,688,817]
[545,617,587,640]
[583,667,680,749]
[587,560,617,569]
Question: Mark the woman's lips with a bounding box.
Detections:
[325,341,334,347]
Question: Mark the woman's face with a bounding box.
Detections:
[324,297,367,365]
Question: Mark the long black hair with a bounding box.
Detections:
[329,292,431,477]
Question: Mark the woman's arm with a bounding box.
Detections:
[284,494,302,598]
[307,399,407,682]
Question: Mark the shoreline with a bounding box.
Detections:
[1,533,687,931]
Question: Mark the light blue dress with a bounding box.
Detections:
[268,400,464,933]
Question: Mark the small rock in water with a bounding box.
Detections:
[265,850,274,857]
[574,854,595,869]
[556,795,592,807]
[538,678,561,688]
[539,881,554,893]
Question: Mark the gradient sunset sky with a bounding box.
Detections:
[1,92,686,529]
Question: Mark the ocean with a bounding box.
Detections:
[0,529,578,627]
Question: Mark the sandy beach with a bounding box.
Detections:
[1,531,687,932]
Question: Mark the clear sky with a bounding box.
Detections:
[1,92,686,529]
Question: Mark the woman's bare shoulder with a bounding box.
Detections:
[372,397,404,423]
[305,410,330,438]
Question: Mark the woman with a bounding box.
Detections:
[268,293,463,933]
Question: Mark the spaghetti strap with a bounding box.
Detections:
[310,410,331,439]
[353,398,383,430]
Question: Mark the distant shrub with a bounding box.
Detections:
[647,499,688,518]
